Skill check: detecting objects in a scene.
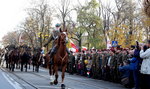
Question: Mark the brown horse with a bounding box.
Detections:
[32,47,42,72]
[48,29,69,89]
[8,48,20,71]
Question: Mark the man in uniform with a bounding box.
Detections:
[44,23,70,64]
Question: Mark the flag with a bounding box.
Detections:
[69,39,78,52]
[82,46,87,51]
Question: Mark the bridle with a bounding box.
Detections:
[59,32,68,46]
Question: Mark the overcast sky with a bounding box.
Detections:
[0,0,30,41]
[0,0,140,42]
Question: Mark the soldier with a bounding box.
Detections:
[114,50,123,82]
[44,23,70,64]
[5,44,16,51]
[91,50,97,79]
[109,50,116,82]
[97,51,103,79]
[101,50,109,80]
[95,50,101,79]
[122,50,128,62]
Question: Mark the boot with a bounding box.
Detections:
[49,52,54,65]
[49,46,57,65]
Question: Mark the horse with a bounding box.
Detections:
[5,50,9,68]
[32,47,42,72]
[8,48,20,71]
[20,47,32,72]
[48,29,69,89]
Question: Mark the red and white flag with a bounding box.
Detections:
[69,39,78,52]
[82,46,87,51]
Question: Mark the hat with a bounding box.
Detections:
[55,23,61,27]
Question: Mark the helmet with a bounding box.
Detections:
[55,23,61,27]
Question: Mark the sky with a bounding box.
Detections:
[0,0,30,41]
[0,0,139,43]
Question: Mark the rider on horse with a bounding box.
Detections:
[5,44,16,51]
[44,23,70,64]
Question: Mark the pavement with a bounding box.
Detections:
[0,65,127,89]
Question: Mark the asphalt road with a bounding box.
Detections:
[0,66,127,89]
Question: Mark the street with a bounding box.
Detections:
[0,66,126,89]
[0,68,22,89]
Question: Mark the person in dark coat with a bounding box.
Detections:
[119,60,133,88]
[68,51,75,75]
[129,49,140,89]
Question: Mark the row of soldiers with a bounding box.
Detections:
[67,49,130,82]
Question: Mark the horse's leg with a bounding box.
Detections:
[61,64,67,89]
[6,60,8,68]
[21,62,23,72]
[25,62,27,72]
[35,63,37,72]
[29,61,30,69]
[37,65,39,72]
[54,65,58,85]
[36,63,39,72]
[49,64,55,85]
[12,61,15,71]
[33,64,34,72]
[16,61,18,69]
[16,60,19,69]
[9,61,11,70]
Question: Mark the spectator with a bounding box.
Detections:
[129,49,140,89]
[119,60,132,88]
[140,40,150,89]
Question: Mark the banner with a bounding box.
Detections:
[69,39,78,52]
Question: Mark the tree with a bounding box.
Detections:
[2,31,19,46]
[56,0,72,30]
[76,0,103,49]
[19,0,53,48]
[143,0,150,17]
[98,0,112,48]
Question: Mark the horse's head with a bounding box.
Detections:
[58,28,68,45]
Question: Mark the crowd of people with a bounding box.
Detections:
[67,40,150,89]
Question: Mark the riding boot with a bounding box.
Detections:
[49,46,57,65]
[49,52,54,65]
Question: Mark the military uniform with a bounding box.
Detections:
[91,52,98,79]
[44,29,60,48]
[109,53,116,82]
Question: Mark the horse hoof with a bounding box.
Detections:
[54,80,58,85]
[61,84,65,89]
[50,82,53,85]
